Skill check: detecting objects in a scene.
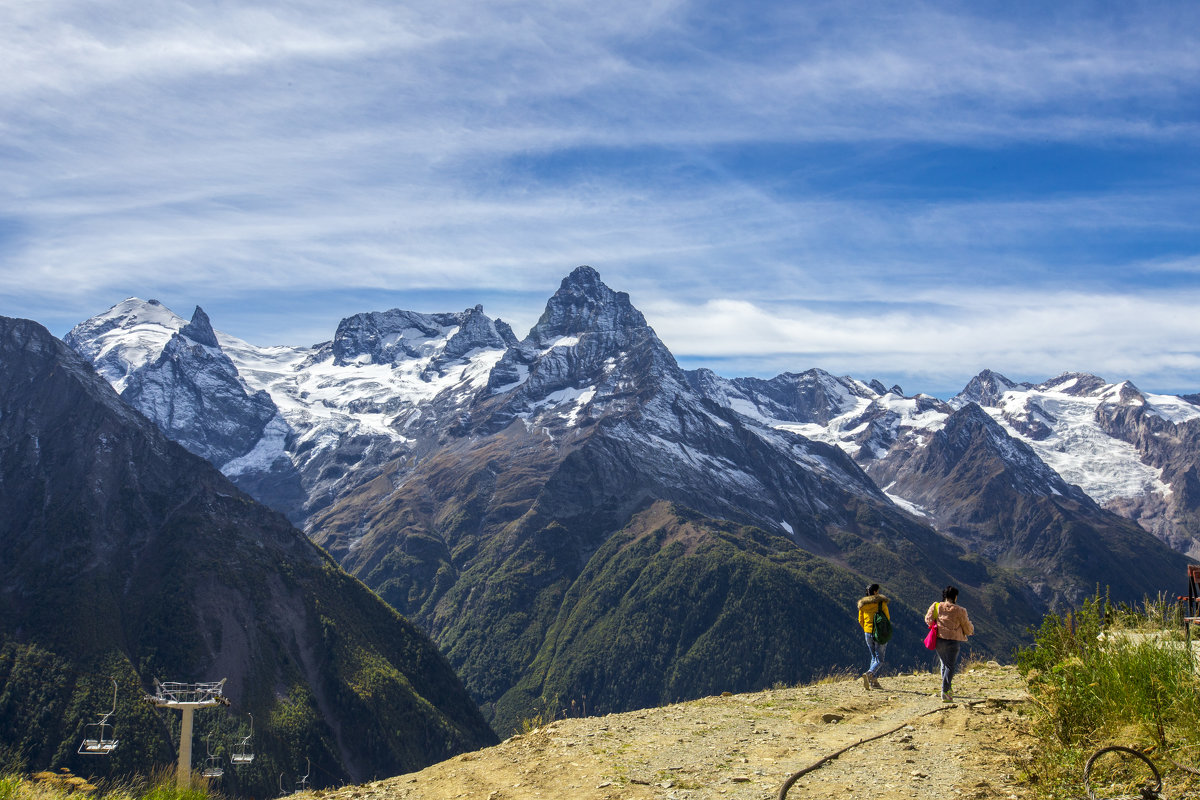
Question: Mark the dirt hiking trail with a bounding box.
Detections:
[302,662,1034,800]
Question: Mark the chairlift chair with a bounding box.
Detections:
[278,757,311,795]
[78,679,120,755]
[201,735,224,779]
[295,758,311,793]
[230,713,255,765]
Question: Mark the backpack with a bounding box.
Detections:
[872,603,892,644]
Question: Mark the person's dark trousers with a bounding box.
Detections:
[934,638,961,697]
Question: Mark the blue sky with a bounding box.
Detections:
[2,0,1199,396]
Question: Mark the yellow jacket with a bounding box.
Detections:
[857,594,890,633]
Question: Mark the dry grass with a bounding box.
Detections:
[1,768,215,800]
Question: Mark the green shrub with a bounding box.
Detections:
[1017,595,1200,796]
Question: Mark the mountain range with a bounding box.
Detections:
[0,316,496,791]
[53,266,1196,734]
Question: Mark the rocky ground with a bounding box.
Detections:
[302,662,1034,800]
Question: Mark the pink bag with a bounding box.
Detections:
[924,602,939,650]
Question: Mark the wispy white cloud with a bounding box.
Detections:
[646,288,1200,394]
[1140,255,1200,275]
[2,0,1198,393]
[8,174,1192,304]
[0,2,435,98]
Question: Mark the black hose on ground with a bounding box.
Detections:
[777,703,959,799]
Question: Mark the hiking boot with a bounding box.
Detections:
[870,676,882,689]
[862,672,872,690]
[941,692,953,702]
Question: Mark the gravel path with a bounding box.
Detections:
[303,662,1034,800]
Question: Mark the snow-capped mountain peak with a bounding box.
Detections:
[482,266,681,418]
[951,369,1030,409]
[528,265,648,343]
[64,298,188,392]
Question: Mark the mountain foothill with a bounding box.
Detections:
[2,266,1195,780]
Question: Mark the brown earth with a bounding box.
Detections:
[300,662,1034,800]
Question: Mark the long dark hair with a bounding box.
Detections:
[942,585,959,602]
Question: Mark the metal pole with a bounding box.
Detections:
[178,706,194,789]
[146,680,227,790]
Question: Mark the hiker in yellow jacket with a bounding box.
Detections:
[857,583,890,690]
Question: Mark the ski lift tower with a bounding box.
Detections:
[146,679,229,789]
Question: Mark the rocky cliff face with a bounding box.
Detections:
[950,373,1200,557]
[687,367,954,464]
[0,316,496,792]
[1093,396,1200,555]
[63,302,305,520]
[329,305,516,370]
[685,367,880,426]
[121,308,281,468]
[873,403,1188,604]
